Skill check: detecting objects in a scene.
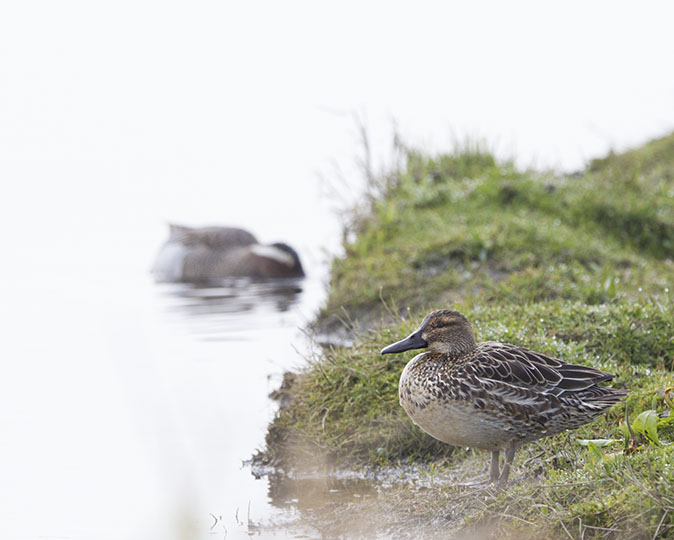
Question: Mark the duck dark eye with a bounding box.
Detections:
[435,320,455,329]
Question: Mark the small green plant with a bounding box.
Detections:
[580,389,673,462]
[627,409,662,446]
[624,390,673,448]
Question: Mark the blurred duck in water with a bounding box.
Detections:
[151,224,305,282]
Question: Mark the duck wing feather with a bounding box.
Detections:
[469,342,618,397]
[451,342,627,438]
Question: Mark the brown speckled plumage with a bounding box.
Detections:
[381,310,628,485]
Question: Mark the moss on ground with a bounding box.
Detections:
[260,133,674,538]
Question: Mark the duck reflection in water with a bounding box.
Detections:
[162,280,303,315]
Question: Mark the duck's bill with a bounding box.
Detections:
[380,331,428,354]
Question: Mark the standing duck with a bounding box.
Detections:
[381,310,628,485]
[151,224,305,282]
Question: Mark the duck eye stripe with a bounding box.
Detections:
[435,320,456,328]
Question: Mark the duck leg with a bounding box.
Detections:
[498,447,517,486]
[490,451,500,483]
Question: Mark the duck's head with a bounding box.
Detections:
[249,242,305,278]
[380,310,476,356]
[270,243,304,276]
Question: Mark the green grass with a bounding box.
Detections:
[260,133,674,538]
[263,301,672,466]
[315,137,674,333]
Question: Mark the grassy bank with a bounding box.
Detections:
[261,134,674,538]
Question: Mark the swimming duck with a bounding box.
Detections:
[381,310,628,485]
[151,224,305,282]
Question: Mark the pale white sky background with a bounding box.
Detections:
[2,1,674,258]
[0,0,674,266]
[1,2,673,540]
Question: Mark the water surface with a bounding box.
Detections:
[0,217,333,540]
